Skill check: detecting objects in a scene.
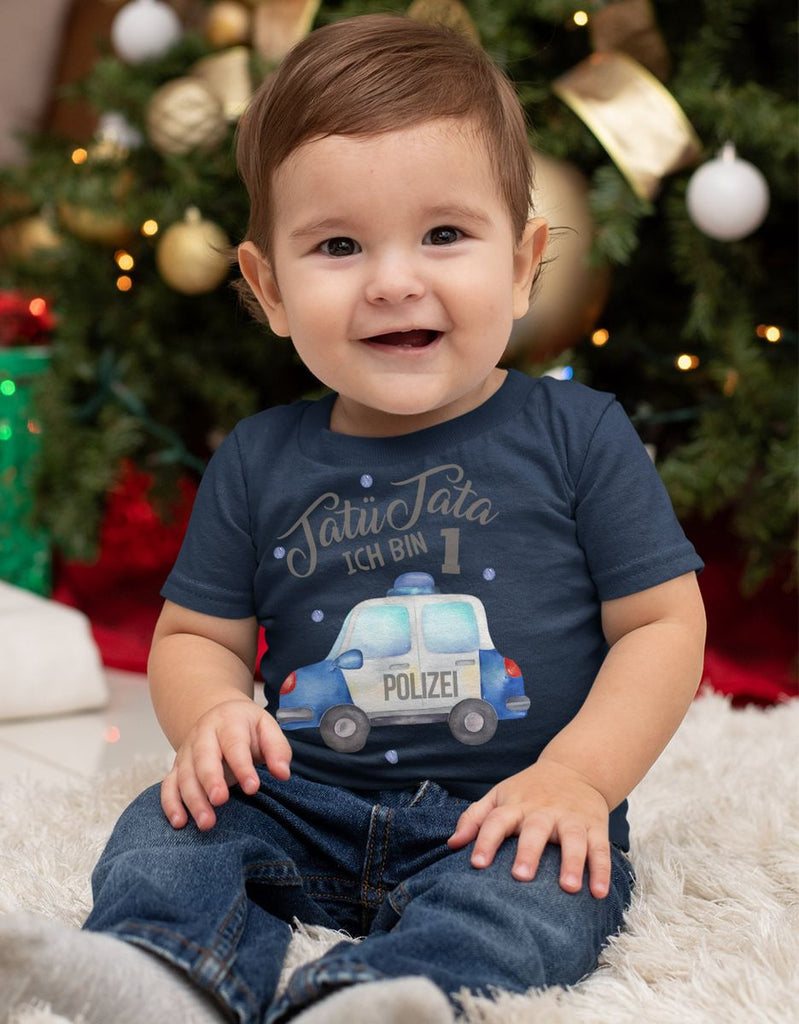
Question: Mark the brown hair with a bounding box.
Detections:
[235,13,533,262]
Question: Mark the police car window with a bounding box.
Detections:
[349,605,411,659]
[422,602,479,654]
[327,610,353,660]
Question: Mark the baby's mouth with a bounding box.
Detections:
[367,329,440,348]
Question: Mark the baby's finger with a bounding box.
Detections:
[447,794,494,849]
[220,734,260,795]
[176,761,218,831]
[256,712,292,780]
[193,735,230,807]
[510,820,550,882]
[160,769,188,829]
[556,823,588,893]
[587,832,612,899]
[470,807,521,869]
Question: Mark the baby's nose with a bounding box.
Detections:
[364,251,426,304]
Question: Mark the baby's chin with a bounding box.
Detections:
[331,383,490,436]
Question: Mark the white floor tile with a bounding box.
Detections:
[0,738,77,785]
[0,672,267,782]
[0,669,172,779]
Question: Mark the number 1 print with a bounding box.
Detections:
[441,527,461,575]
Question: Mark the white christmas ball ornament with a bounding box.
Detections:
[686,142,770,241]
[97,111,143,151]
[112,0,183,64]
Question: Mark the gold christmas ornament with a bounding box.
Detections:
[191,47,253,121]
[406,0,480,43]
[146,78,228,156]
[252,0,320,63]
[58,203,133,246]
[156,207,231,294]
[0,214,63,260]
[589,0,671,81]
[58,169,135,246]
[506,153,611,362]
[205,1,252,48]
[553,52,702,200]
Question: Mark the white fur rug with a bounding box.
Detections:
[2,691,798,1024]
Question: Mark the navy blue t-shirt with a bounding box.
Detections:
[162,370,703,849]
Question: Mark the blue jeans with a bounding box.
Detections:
[84,771,634,1023]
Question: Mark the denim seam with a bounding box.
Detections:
[304,889,361,905]
[361,804,388,908]
[267,961,385,1024]
[202,887,245,980]
[409,780,431,807]
[360,805,377,908]
[243,857,302,883]
[387,879,410,917]
[376,809,392,902]
[116,922,261,1019]
[298,873,355,884]
[366,805,393,906]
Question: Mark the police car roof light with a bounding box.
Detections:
[387,571,439,596]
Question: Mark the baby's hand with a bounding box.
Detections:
[161,698,291,831]
[447,759,611,898]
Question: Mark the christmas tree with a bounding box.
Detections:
[0,0,796,594]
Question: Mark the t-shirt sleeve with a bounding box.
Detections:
[160,430,257,618]
[573,398,703,601]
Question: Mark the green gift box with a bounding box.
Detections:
[0,346,51,595]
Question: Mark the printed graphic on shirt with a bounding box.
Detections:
[272,464,497,580]
[276,572,530,752]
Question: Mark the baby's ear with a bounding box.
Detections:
[512,218,548,320]
[238,242,290,336]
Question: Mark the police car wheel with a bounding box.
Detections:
[320,705,371,752]
[448,699,498,745]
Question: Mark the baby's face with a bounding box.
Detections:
[244,118,544,436]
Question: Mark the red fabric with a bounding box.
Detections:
[693,523,797,706]
[0,289,55,346]
[52,460,196,672]
[53,481,797,706]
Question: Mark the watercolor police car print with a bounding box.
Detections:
[277,572,530,752]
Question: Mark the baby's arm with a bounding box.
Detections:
[148,600,292,831]
[448,571,706,896]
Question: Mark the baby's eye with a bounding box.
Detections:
[319,237,360,257]
[424,226,462,246]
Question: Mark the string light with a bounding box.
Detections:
[756,324,782,342]
[1,379,16,397]
[723,369,739,396]
[591,328,610,347]
[114,250,135,271]
[573,10,589,27]
[116,275,133,292]
[71,147,88,165]
[676,354,700,371]
[28,298,47,317]
[0,422,12,441]
[141,219,159,237]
